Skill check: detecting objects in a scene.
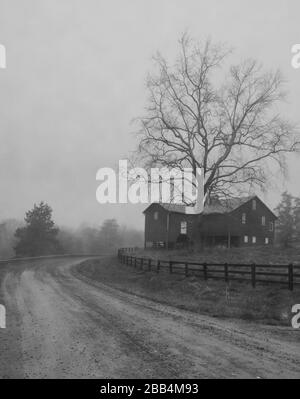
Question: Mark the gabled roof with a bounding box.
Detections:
[205,195,277,219]
[143,195,277,218]
[202,196,255,215]
[143,202,186,214]
[143,197,256,215]
[160,203,187,213]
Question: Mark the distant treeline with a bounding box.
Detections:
[0,217,143,259]
[0,191,299,259]
[0,219,20,258]
[58,220,144,254]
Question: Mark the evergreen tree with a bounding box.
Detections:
[275,192,297,247]
[293,197,300,243]
[14,202,61,256]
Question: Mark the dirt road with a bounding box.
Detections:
[0,257,299,378]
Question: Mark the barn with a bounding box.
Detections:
[143,195,277,249]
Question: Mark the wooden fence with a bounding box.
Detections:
[117,248,300,291]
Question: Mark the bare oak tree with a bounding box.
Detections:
[135,34,299,200]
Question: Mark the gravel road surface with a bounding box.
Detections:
[0,257,299,378]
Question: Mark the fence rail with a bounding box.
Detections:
[117,248,300,291]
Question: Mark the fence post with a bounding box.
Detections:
[185,263,189,277]
[203,262,207,280]
[288,263,294,291]
[169,261,173,274]
[251,263,256,288]
[157,260,160,273]
[224,263,229,283]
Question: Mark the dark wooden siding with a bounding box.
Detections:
[144,204,168,244]
[144,197,277,248]
[230,197,276,246]
[144,204,194,246]
[167,213,194,243]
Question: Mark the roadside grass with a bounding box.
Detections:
[77,256,300,327]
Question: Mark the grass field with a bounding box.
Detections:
[77,256,300,327]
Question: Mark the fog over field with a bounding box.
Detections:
[0,0,300,231]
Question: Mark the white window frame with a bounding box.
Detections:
[262,216,266,226]
[180,221,187,235]
[242,213,247,224]
[252,236,257,244]
[269,222,274,232]
[244,235,249,244]
[265,237,269,245]
[252,199,257,211]
[154,211,158,220]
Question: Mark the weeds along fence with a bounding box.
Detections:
[117,248,300,291]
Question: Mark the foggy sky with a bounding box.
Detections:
[0,0,299,229]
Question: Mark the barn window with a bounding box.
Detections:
[244,235,249,243]
[262,216,266,226]
[154,211,159,220]
[180,221,187,235]
[265,237,269,245]
[252,199,257,210]
[269,222,274,231]
[252,236,257,244]
[242,213,246,224]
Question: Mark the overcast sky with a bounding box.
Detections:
[0,0,299,229]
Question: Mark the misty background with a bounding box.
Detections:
[0,0,300,256]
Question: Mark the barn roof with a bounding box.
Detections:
[202,196,255,215]
[143,195,276,217]
[159,203,187,213]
